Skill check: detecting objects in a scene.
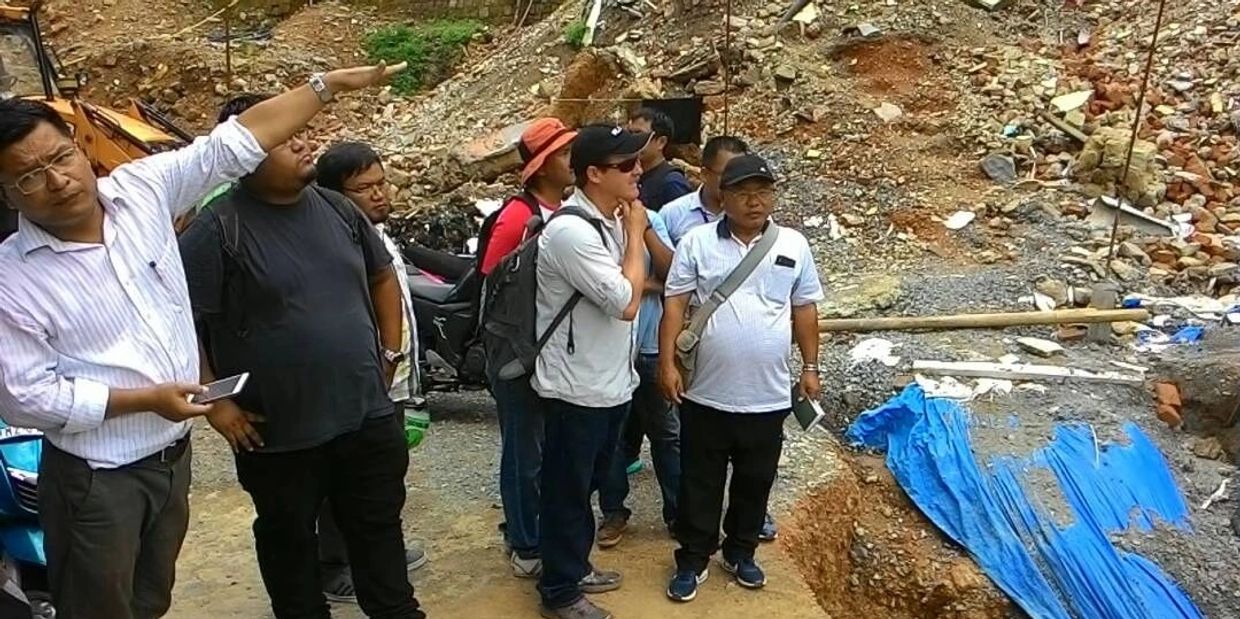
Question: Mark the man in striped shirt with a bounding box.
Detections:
[0,63,403,619]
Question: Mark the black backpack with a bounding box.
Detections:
[481,205,607,382]
[210,185,365,339]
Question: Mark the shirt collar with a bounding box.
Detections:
[564,190,615,227]
[715,216,771,240]
[13,198,118,257]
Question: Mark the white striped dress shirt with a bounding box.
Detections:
[0,118,267,469]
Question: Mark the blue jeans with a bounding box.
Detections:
[538,398,629,610]
[600,355,681,525]
[493,376,545,559]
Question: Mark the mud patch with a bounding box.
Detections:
[828,34,952,113]
[783,453,1017,619]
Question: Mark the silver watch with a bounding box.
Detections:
[382,348,406,365]
[308,73,333,104]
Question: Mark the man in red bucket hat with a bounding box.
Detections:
[478,117,577,578]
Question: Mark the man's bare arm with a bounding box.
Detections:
[236,63,406,151]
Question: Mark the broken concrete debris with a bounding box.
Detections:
[872,102,903,123]
[1015,337,1064,358]
[980,153,1017,184]
[912,360,1144,386]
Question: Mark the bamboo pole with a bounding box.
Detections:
[818,308,1149,333]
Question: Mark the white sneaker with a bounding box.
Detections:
[511,551,542,578]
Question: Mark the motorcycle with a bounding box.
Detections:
[0,421,54,619]
[404,247,489,393]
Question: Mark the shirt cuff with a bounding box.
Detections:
[219,116,269,173]
[63,378,110,435]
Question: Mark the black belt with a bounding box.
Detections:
[134,435,190,465]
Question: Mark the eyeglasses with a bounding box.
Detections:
[597,158,640,174]
[343,179,387,195]
[5,149,79,195]
[726,188,776,202]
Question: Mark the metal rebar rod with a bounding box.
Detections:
[1106,0,1169,263]
[722,0,732,136]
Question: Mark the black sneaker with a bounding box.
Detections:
[666,567,709,602]
[720,556,766,589]
[758,512,778,542]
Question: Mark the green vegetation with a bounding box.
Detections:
[363,20,483,95]
[564,20,587,49]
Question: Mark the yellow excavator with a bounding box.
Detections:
[2,0,191,239]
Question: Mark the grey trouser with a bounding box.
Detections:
[38,438,191,619]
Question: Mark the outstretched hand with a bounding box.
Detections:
[325,62,408,94]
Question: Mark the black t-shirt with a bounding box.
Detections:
[0,208,17,243]
[179,185,395,452]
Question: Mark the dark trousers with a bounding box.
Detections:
[601,355,681,525]
[674,400,786,573]
[318,403,410,575]
[537,398,629,609]
[236,415,423,619]
[38,438,191,619]
[493,376,545,559]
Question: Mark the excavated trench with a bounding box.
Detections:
[1152,336,1240,463]
[783,453,1019,619]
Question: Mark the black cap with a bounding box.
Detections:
[571,124,652,169]
[720,154,777,188]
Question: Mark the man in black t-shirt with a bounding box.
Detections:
[628,107,692,212]
[179,95,423,619]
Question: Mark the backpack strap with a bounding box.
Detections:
[204,192,250,341]
[531,206,610,354]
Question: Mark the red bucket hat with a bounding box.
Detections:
[518,118,577,185]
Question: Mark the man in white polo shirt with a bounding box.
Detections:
[658,153,823,602]
[534,123,651,619]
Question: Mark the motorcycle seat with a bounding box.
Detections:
[408,272,456,304]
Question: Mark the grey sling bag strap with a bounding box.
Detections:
[674,225,780,380]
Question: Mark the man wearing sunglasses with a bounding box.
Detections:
[178,94,422,617]
[533,124,652,619]
[0,63,405,619]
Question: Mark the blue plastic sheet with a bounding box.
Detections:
[846,385,1202,619]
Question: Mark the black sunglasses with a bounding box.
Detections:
[596,157,640,173]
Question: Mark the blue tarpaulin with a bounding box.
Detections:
[846,384,1202,619]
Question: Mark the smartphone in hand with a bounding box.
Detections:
[191,373,250,405]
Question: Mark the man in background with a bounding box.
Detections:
[629,108,692,212]
[662,136,748,245]
[316,141,428,603]
[477,118,578,579]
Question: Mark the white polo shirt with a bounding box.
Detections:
[532,191,639,408]
[665,218,824,413]
[662,189,723,246]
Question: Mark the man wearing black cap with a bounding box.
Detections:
[532,123,654,619]
[658,154,824,603]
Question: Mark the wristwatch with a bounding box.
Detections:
[382,348,406,365]
[308,73,334,104]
